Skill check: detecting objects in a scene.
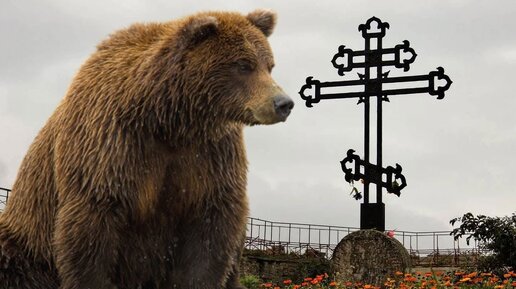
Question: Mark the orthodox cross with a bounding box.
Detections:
[299,17,452,231]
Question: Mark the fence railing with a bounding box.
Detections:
[245,217,483,267]
[0,187,9,211]
[0,188,483,267]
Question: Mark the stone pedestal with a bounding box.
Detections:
[331,230,411,286]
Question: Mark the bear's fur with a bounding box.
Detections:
[0,9,292,289]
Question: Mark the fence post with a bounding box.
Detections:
[298,227,301,245]
[328,226,331,256]
[250,218,253,241]
[436,233,439,254]
[318,228,321,251]
[308,224,311,252]
[263,222,267,251]
[270,221,273,243]
[416,232,419,253]
[289,223,291,244]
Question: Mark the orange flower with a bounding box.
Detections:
[273,287,280,289]
[459,277,471,282]
[311,279,318,285]
[454,272,465,276]
[304,278,313,282]
[404,276,417,282]
[504,273,512,279]
[444,281,452,287]
[364,285,373,289]
[301,282,309,286]
[511,281,516,287]
[395,271,404,276]
[293,286,301,289]
[425,272,432,278]
[329,281,337,287]
[345,281,353,287]
[467,272,478,278]
[262,283,273,288]
[283,280,292,285]
[494,285,504,289]
[324,273,329,278]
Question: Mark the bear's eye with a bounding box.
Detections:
[268,63,275,73]
[235,60,256,74]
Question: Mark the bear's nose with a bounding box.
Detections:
[273,95,294,121]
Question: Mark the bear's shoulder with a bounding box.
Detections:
[96,22,172,51]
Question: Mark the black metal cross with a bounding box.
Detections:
[299,17,452,231]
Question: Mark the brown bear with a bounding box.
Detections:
[0,9,293,289]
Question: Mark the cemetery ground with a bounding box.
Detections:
[237,214,515,289]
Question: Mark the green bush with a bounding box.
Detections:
[240,274,263,289]
[450,212,516,272]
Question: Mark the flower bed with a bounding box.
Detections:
[250,271,516,289]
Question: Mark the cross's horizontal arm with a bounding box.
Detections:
[332,40,417,75]
[299,67,452,107]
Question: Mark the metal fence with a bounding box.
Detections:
[0,188,482,267]
[245,217,483,267]
[0,187,9,211]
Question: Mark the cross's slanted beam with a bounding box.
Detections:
[340,149,406,197]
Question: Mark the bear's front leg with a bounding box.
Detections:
[168,204,248,289]
[224,230,248,289]
[54,194,124,289]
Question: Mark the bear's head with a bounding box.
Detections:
[168,10,294,126]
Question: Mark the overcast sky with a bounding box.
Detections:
[1,0,515,232]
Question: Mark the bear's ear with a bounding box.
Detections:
[178,15,219,48]
[247,9,277,37]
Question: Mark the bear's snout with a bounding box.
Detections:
[273,94,294,121]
